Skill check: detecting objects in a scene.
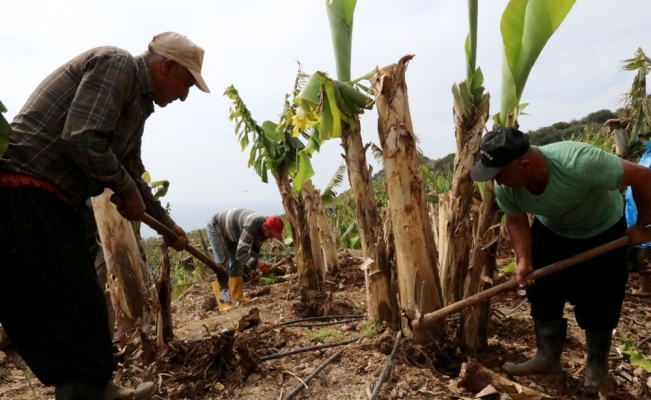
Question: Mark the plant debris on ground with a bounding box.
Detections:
[1,247,651,400]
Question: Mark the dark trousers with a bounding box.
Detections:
[0,185,116,386]
[528,217,628,331]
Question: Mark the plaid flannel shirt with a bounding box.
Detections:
[210,209,266,268]
[0,46,175,228]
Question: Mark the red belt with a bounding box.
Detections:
[0,172,71,203]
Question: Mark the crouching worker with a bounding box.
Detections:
[470,128,651,392]
[207,209,283,307]
[0,31,209,399]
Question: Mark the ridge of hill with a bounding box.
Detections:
[368,108,619,184]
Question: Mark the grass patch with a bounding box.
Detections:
[307,328,342,342]
[364,320,387,338]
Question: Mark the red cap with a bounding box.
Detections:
[265,216,284,240]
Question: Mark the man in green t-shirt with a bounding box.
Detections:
[471,128,651,390]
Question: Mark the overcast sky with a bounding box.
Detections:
[2,0,650,236]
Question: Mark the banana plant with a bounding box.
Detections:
[606,48,651,160]
[225,83,305,186]
[320,163,346,206]
[291,0,399,329]
[0,100,12,157]
[440,0,492,349]
[495,0,577,127]
[292,70,372,192]
[225,69,333,289]
[455,0,577,351]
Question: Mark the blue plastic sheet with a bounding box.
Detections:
[625,141,651,248]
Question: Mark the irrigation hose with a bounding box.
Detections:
[260,337,360,361]
[369,330,402,400]
[282,349,344,400]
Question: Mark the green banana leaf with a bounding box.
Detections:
[0,100,12,158]
[150,180,170,199]
[262,120,282,142]
[293,149,315,193]
[496,0,576,126]
[325,0,357,82]
[621,338,651,372]
[500,261,516,275]
[293,72,370,140]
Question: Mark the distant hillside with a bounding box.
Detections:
[525,109,619,146]
[371,108,618,181]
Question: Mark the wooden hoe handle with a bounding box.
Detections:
[140,213,230,284]
[413,236,631,329]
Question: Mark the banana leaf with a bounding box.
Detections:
[293,72,369,140]
[150,180,170,199]
[497,0,576,126]
[325,0,357,82]
[293,149,315,193]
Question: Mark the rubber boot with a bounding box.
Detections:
[229,276,254,304]
[211,281,232,311]
[584,330,612,388]
[55,381,104,400]
[56,380,156,400]
[503,318,567,375]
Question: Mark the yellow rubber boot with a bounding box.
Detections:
[211,281,232,311]
[229,276,254,304]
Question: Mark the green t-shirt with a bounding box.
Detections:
[495,141,624,239]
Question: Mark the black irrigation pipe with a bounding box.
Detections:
[279,315,366,326]
[638,334,651,348]
[259,337,360,361]
[282,349,344,400]
[284,317,364,328]
[369,330,402,400]
[506,299,529,316]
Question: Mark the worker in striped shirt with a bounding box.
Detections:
[207,209,284,305]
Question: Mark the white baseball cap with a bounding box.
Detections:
[148,31,210,93]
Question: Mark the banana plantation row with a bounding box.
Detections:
[220,0,651,353]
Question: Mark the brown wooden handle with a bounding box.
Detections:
[414,236,631,328]
[140,213,229,284]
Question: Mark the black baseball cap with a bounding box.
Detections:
[470,127,530,182]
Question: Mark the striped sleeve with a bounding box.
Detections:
[235,213,260,268]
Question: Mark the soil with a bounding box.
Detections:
[1,246,651,400]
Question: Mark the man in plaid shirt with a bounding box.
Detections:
[0,32,209,400]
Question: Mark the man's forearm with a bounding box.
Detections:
[622,160,651,224]
[632,183,651,225]
[506,214,533,266]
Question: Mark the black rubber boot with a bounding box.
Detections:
[55,381,105,400]
[584,329,612,388]
[503,318,567,375]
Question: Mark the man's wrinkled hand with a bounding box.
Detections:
[110,191,145,221]
[164,225,188,251]
[514,262,535,289]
